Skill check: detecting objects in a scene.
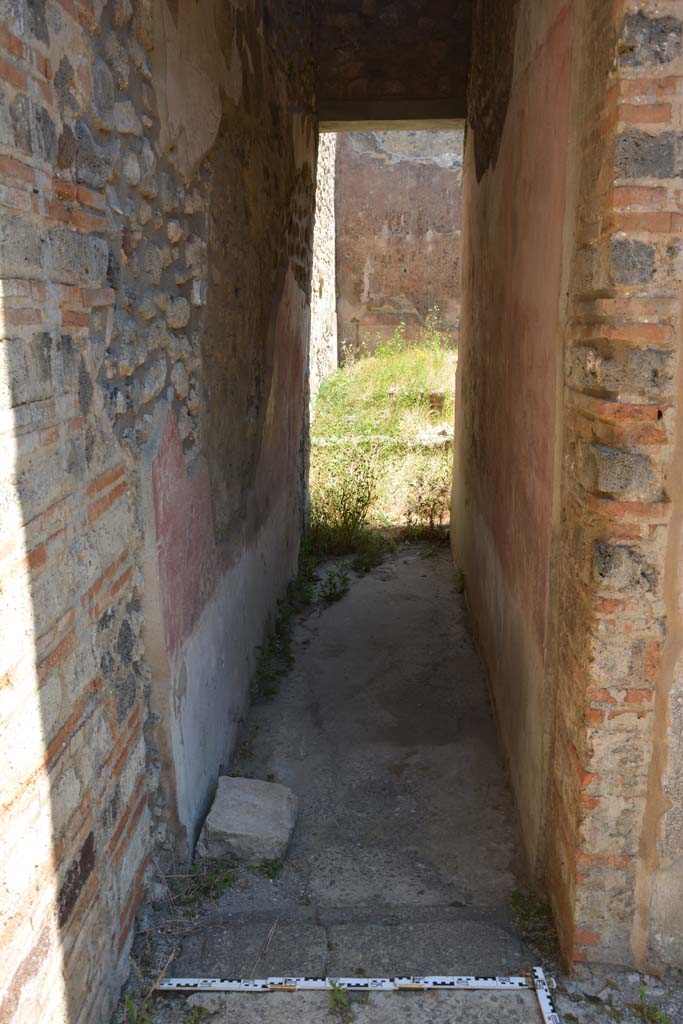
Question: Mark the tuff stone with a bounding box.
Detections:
[170,361,189,399]
[621,12,682,67]
[135,351,167,405]
[594,542,658,595]
[615,129,681,180]
[75,120,118,187]
[105,34,130,91]
[114,0,133,27]
[133,0,154,51]
[568,344,674,400]
[138,139,157,197]
[43,228,110,287]
[609,237,655,285]
[196,777,298,864]
[167,220,183,243]
[144,243,162,286]
[92,59,116,131]
[584,444,658,499]
[114,101,143,137]
[122,152,141,187]
[164,296,190,330]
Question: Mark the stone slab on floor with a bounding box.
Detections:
[325,919,528,977]
[170,921,327,978]
[196,776,298,863]
[160,989,543,1023]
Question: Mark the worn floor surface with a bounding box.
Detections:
[125,546,683,1024]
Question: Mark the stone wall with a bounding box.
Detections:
[309,132,337,403]
[0,1,316,1021]
[454,0,683,971]
[335,130,462,356]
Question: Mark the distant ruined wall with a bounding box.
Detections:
[309,132,337,403]
[0,1,316,1021]
[335,130,462,355]
[455,0,683,971]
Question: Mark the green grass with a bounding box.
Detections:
[314,318,456,441]
[310,317,456,542]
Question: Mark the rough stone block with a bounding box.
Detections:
[593,541,658,595]
[196,777,298,864]
[621,12,682,67]
[593,446,655,497]
[568,343,674,401]
[609,237,655,285]
[615,129,680,180]
[43,228,109,287]
[75,120,118,187]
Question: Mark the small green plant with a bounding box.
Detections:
[309,444,382,555]
[510,889,559,962]
[169,860,237,906]
[186,1008,209,1024]
[404,452,451,533]
[633,986,672,1024]
[124,993,154,1024]
[320,563,351,604]
[328,979,351,1018]
[256,858,284,880]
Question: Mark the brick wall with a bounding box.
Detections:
[0,1,316,1020]
[549,0,683,968]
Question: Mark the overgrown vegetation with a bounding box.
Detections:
[632,987,673,1024]
[315,312,455,439]
[310,312,456,549]
[168,859,238,906]
[510,889,559,964]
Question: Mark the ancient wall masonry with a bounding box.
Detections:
[335,129,462,355]
[551,0,683,971]
[0,1,318,1021]
[3,1,683,1019]
[454,0,683,971]
[309,132,338,403]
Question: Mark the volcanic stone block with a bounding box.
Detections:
[196,777,298,864]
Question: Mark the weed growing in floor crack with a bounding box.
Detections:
[124,993,154,1024]
[632,987,673,1024]
[328,980,351,1019]
[248,553,318,703]
[320,563,351,604]
[169,860,237,906]
[255,858,284,881]
[186,1009,209,1024]
[510,889,559,963]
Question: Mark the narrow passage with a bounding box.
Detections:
[149,546,548,1022]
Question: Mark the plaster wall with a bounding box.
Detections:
[453,0,572,869]
[455,0,683,971]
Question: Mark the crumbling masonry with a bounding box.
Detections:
[1,2,683,1022]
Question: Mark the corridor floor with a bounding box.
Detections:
[141,544,551,1022]
[133,545,683,1024]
